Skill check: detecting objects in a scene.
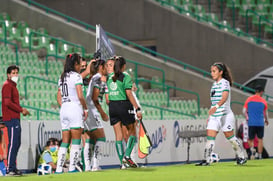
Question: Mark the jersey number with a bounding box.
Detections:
[61,83,69,97]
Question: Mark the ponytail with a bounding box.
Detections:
[112,56,126,82]
[61,53,81,83]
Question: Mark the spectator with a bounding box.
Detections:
[243,85,269,159]
[237,121,269,159]
[38,138,59,172]
[0,117,7,176]
[1,65,30,176]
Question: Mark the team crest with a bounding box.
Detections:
[110,82,117,90]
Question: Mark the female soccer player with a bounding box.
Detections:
[107,56,142,168]
[56,53,88,173]
[196,62,247,166]
[84,59,109,171]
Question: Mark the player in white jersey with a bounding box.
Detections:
[83,59,109,171]
[56,53,88,173]
[196,62,246,166]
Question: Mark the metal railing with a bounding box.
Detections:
[24,75,58,99]
[0,101,58,120]
[0,38,19,65]
[136,77,200,116]
[141,103,196,119]
[246,9,273,43]
[126,59,165,90]
[29,31,85,57]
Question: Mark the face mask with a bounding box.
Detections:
[50,146,57,153]
[11,76,19,83]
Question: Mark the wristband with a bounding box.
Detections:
[84,109,88,112]
[136,107,141,112]
[214,104,219,109]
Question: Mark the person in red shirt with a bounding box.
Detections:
[1,65,29,176]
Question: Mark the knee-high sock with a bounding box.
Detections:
[56,142,69,173]
[92,138,106,168]
[228,135,245,158]
[125,136,136,157]
[115,141,124,164]
[69,139,81,172]
[204,136,215,163]
[84,139,92,171]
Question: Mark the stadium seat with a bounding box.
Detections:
[241,0,256,8]
[226,0,241,9]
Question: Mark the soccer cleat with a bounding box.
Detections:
[91,166,101,172]
[236,157,247,165]
[75,162,83,172]
[120,164,127,170]
[6,169,23,176]
[195,160,210,166]
[123,156,138,168]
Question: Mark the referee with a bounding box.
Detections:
[107,56,142,168]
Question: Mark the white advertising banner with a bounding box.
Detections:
[17,119,273,170]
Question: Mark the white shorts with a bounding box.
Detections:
[84,108,103,132]
[207,111,235,132]
[60,102,83,131]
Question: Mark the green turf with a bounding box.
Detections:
[2,159,273,181]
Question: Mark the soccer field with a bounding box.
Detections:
[2,159,273,181]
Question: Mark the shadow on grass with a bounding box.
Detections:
[125,167,157,172]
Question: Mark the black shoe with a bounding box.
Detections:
[123,156,138,168]
[236,157,247,165]
[195,160,210,166]
[7,169,23,176]
[75,161,83,172]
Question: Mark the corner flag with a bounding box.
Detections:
[96,24,115,60]
[138,119,152,159]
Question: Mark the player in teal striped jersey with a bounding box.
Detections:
[196,62,246,166]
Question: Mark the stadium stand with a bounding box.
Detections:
[0,12,210,121]
[154,0,273,48]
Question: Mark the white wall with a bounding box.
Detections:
[17,118,273,170]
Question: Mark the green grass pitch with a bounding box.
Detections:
[2,159,273,181]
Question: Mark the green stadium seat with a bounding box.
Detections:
[239,5,253,17]
[8,27,21,41]
[206,13,220,26]
[241,0,256,8]
[254,4,269,16]
[264,23,273,34]
[226,0,241,9]
[193,5,206,14]
[151,76,163,90]
[257,0,271,8]
[58,42,73,57]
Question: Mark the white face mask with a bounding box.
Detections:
[11,76,19,83]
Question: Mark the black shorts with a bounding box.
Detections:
[109,100,135,126]
[248,126,264,139]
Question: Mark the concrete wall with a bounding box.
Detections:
[29,0,273,84]
[1,0,273,116]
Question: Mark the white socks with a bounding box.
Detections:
[228,136,245,159]
[56,146,68,173]
[92,141,104,168]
